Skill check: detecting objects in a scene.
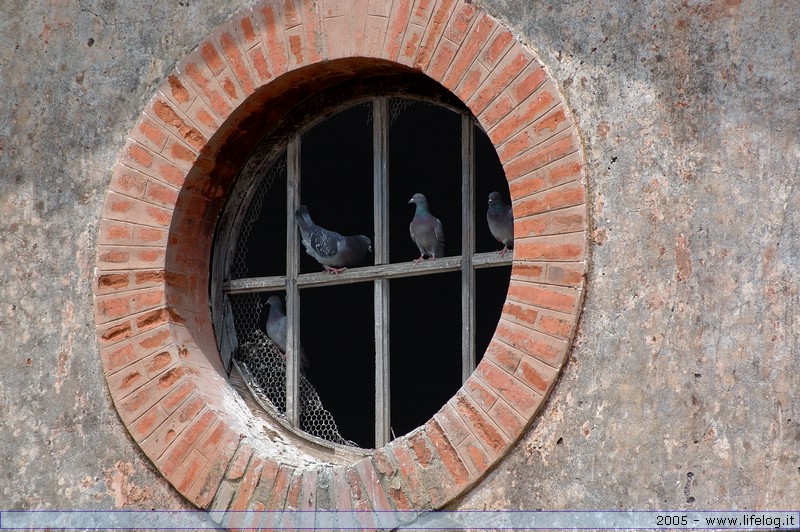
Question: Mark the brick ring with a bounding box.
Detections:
[94,0,587,515]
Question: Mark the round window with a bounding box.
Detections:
[213,78,514,452]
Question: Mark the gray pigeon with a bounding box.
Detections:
[408,193,444,262]
[295,205,372,274]
[487,191,514,256]
[265,295,310,375]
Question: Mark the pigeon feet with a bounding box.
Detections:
[324,266,347,274]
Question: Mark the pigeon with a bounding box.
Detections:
[294,205,372,274]
[487,191,514,256]
[408,193,444,262]
[265,295,310,375]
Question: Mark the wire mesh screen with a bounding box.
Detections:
[227,156,357,448]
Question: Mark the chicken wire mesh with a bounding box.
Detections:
[227,155,357,448]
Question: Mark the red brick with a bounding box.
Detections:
[515,212,548,238]
[134,269,165,287]
[514,234,585,262]
[133,226,168,246]
[470,49,530,116]
[255,3,288,78]
[142,394,205,461]
[96,272,130,293]
[516,354,558,395]
[501,299,539,328]
[354,458,394,511]
[246,43,272,84]
[488,397,526,440]
[546,262,585,287]
[143,349,175,377]
[510,262,546,282]
[182,57,234,121]
[443,13,496,89]
[161,379,195,413]
[119,139,189,189]
[443,2,478,44]
[96,294,132,323]
[425,37,458,83]
[463,373,497,411]
[457,435,491,477]
[229,457,264,512]
[476,360,538,416]
[250,458,280,508]
[483,338,523,374]
[494,318,569,367]
[188,427,239,508]
[226,444,254,481]
[388,439,429,508]
[149,99,207,152]
[299,0,323,64]
[266,464,293,510]
[536,310,575,339]
[383,0,414,61]
[100,340,137,373]
[413,0,457,71]
[456,63,489,104]
[217,30,256,97]
[185,98,221,139]
[425,419,471,487]
[331,466,353,512]
[506,136,578,185]
[158,408,216,476]
[200,41,225,75]
[164,73,196,110]
[479,91,514,129]
[510,64,548,103]
[107,362,146,398]
[433,402,471,446]
[174,449,209,496]
[98,319,133,345]
[548,204,585,235]
[408,431,433,467]
[481,28,514,67]
[364,14,390,59]
[129,404,167,441]
[513,180,584,217]
[300,468,318,511]
[110,164,148,198]
[490,81,559,145]
[132,114,169,152]
[453,390,509,456]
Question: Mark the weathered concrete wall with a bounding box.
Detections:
[462,0,800,509]
[1,0,797,515]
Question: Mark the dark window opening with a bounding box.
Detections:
[215,78,513,451]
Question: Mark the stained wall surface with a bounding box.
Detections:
[1,0,797,514]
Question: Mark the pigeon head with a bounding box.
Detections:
[266,295,283,311]
[360,235,373,254]
[409,193,428,205]
[488,191,502,205]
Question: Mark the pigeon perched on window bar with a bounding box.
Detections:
[408,193,445,262]
[487,191,514,256]
[294,205,373,274]
[264,295,310,375]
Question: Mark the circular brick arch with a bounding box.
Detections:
[94,0,587,515]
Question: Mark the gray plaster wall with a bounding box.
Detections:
[1,0,797,515]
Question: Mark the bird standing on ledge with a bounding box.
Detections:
[487,191,514,256]
[295,205,372,274]
[408,193,444,262]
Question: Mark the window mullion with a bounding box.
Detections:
[286,134,301,427]
[461,115,476,383]
[374,97,391,448]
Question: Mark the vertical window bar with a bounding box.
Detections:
[286,134,301,427]
[373,97,391,447]
[461,115,476,383]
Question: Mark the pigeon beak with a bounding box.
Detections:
[408,198,414,204]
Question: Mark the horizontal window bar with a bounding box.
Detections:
[223,251,513,294]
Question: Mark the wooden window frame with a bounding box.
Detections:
[218,95,512,449]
